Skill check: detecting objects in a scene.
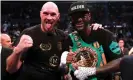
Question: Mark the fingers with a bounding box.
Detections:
[21,35,33,47]
[91,23,103,30]
[16,35,33,53]
[66,50,76,64]
[72,63,78,70]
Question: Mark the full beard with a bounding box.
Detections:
[42,22,58,36]
[45,23,53,32]
[41,22,55,32]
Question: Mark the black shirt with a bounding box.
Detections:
[1,47,12,80]
[65,28,121,62]
[1,47,21,80]
[65,28,121,80]
[15,24,69,80]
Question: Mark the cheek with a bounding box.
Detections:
[71,19,77,25]
[53,17,59,22]
[41,16,45,20]
[85,16,91,21]
[40,14,46,20]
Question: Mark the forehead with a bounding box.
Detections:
[41,8,58,14]
[41,3,59,13]
[1,34,11,41]
[119,40,124,42]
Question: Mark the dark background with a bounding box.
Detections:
[1,1,133,48]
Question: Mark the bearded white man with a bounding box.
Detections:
[60,1,121,80]
[6,2,70,80]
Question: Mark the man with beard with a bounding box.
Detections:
[61,1,121,80]
[6,2,69,80]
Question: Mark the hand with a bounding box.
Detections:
[14,35,33,54]
[74,67,96,80]
[64,74,72,80]
[91,23,103,30]
[66,50,76,64]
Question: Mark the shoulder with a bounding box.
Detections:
[2,47,13,52]
[92,28,114,36]
[125,47,129,50]
[91,29,116,42]
[22,24,40,33]
[13,24,40,46]
[1,47,13,55]
[55,28,69,39]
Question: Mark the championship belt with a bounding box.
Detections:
[69,31,99,72]
[73,47,98,67]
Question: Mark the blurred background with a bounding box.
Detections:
[1,1,133,49]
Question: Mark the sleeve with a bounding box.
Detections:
[98,45,104,54]
[95,29,121,62]
[93,41,104,55]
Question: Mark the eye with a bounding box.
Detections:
[51,13,56,16]
[43,12,48,15]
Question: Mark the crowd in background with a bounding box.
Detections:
[1,1,133,49]
[1,1,133,80]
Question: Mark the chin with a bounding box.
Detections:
[77,27,84,31]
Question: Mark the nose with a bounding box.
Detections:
[9,42,12,46]
[47,14,52,20]
[78,18,83,22]
[11,42,13,45]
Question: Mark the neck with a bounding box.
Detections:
[86,27,91,36]
[120,47,124,49]
[78,26,91,40]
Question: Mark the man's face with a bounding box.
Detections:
[40,5,60,32]
[118,40,124,48]
[1,36,12,48]
[71,11,91,31]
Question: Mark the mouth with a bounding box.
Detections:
[45,21,53,30]
[76,24,84,27]
[75,23,84,30]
